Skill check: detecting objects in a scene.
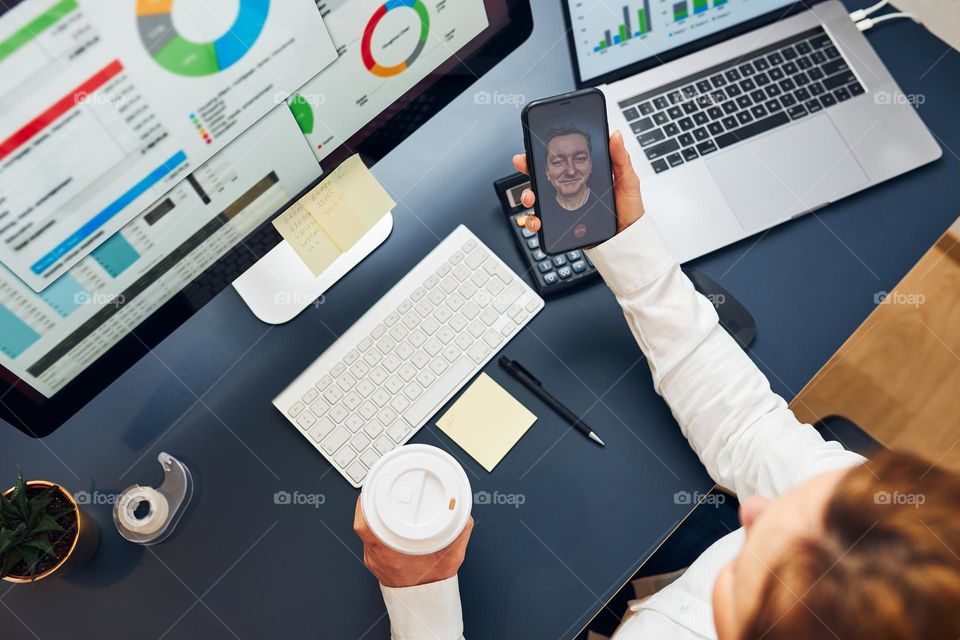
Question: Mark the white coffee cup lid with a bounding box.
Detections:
[361,444,472,556]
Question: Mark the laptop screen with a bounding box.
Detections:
[568,0,796,83]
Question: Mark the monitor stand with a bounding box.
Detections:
[232,213,394,325]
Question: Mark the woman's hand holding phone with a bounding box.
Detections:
[512,130,645,238]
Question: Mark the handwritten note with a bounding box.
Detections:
[272,155,395,276]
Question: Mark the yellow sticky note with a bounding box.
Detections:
[272,201,340,276]
[302,154,395,249]
[437,373,537,472]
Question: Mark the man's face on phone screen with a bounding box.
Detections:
[545,133,592,201]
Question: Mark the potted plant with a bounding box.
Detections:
[1,471,98,583]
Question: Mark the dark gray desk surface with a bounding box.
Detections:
[3,2,959,638]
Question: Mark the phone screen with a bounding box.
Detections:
[525,90,616,254]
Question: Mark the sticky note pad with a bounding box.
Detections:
[437,373,537,472]
[273,154,395,276]
[272,201,341,276]
[302,155,395,249]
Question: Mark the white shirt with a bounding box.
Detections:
[379,215,864,639]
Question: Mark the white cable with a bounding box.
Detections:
[850,0,889,22]
[856,12,921,31]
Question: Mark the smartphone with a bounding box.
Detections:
[521,88,617,254]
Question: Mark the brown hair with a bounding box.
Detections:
[742,450,960,640]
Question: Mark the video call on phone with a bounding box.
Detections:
[525,90,617,254]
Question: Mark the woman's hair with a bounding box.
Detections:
[742,450,960,639]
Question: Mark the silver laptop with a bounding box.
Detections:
[562,0,941,262]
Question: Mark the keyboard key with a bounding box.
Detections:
[696,80,713,93]
[631,117,655,133]
[819,93,837,108]
[809,32,832,49]
[638,101,654,115]
[308,417,336,443]
[321,427,350,454]
[572,260,587,273]
[288,402,305,418]
[693,112,709,126]
[334,445,355,468]
[739,62,755,76]
[781,46,797,60]
[681,147,699,162]
[682,101,698,114]
[824,45,840,59]
[834,86,852,101]
[823,71,856,90]
[708,122,724,136]
[805,99,822,113]
[558,266,573,278]
[707,106,723,120]
[652,111,669,125]
[736,111,753,125]
[638,129,666,147]
[754,58,770,71]
[678,133,694,147]
[653,96,669,109]
[666,153,684,167]
[296,412,317,430]
[623,106,640,121]
[721,115,739,130]
[664,122,680,136]
[750,105,767,119]
[692,127,709,141]
[787,105,808,120]
[643,138,680,160]
[651,158,669,173]
[715,111,789,148]
[767,51,784,65]
[667,106,683,119]
[346,461,367,484]
[765,99,783,112]
[848,82,864,96]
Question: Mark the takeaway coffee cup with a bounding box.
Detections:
[361,444,472,555]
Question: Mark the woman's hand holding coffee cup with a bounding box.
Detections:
[354,497,474,588]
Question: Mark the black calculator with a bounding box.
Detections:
[493,172,601,296]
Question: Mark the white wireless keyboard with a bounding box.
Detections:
[273,225,544,487]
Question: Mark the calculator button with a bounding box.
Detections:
[520,226,535,239]
[558,266,573,279]
[537,260,552,273]
[566,251,582,261]
[551,255,567,267]
[543,272,559,284]
[526,237,539,249]
[572,260,587,273]
[532,249,546,261]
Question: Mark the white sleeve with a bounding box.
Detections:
[380,576,465,640]
[585,216,863,499]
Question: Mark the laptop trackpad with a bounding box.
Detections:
[705,115,867,232]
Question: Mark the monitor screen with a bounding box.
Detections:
[567,0,796,83]
[0,0,527,429]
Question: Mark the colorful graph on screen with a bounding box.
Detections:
[135,0,270,77]
[361,0,430,77]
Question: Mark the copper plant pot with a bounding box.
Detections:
[2,481,99,583]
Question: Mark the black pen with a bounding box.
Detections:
[498,356,605,446]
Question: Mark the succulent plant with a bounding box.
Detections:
[0,470,73,580]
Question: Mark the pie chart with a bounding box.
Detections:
[361,0,430,78]
[136,0,270,77]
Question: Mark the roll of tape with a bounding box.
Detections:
[117,486,169,536]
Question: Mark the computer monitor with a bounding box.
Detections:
[0,0,532,437]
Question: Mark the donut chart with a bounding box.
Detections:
[361,0,430,78]
[136,0,270,77]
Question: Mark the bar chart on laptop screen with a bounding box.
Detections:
[570,0,791,82]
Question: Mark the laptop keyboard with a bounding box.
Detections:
[618,27,863,174]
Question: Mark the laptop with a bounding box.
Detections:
[562,0,941,262]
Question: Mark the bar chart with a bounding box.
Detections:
[593,1,653,52]
[672,0,727,22]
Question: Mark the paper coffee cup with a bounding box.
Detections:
[361,444,472,556]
